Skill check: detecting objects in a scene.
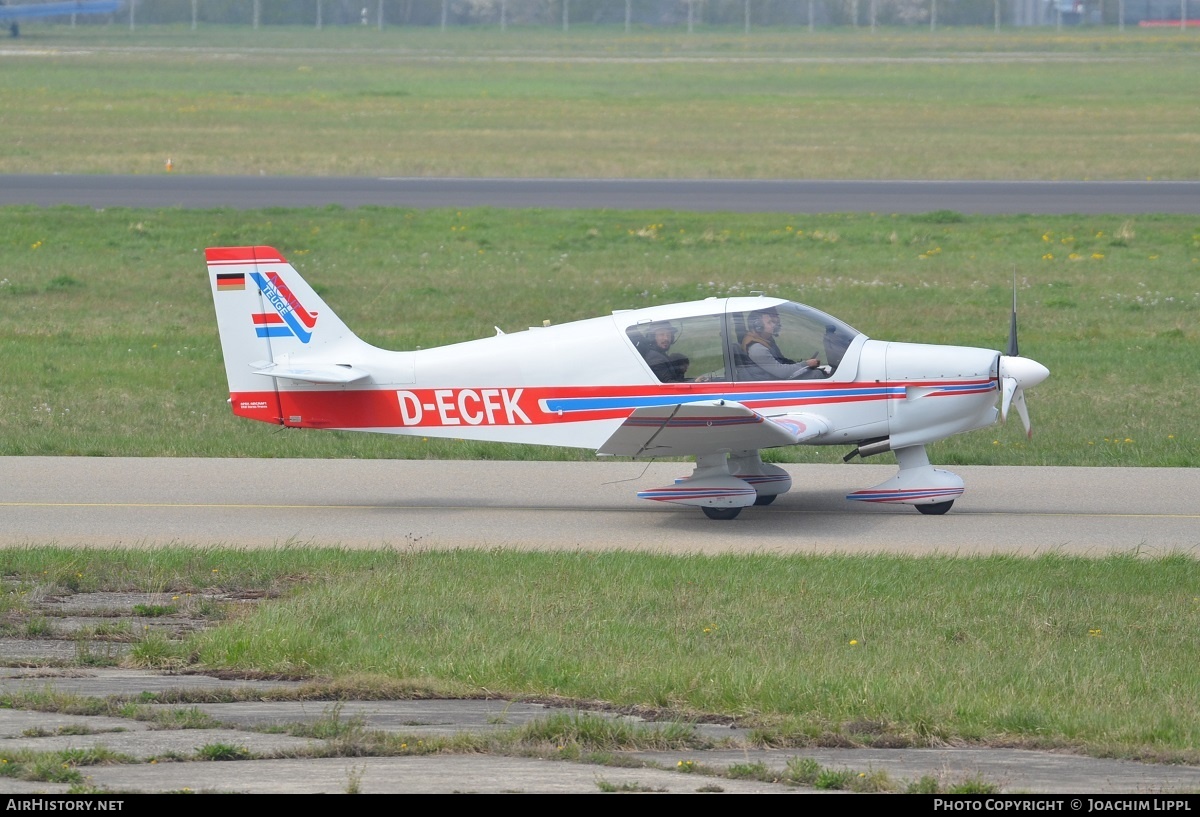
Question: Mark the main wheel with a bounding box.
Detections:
[753,494,777,506]
[702,506,743,521]
[916,500,954,516]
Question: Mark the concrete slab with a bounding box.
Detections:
[78,754,799,794]
[0,668,303,696]
[0,727,324,762]
[0,709,149,739]
[0,669,1196,794]
[629,748,1200,795]
[144,700,749,742]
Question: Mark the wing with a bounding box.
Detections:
[597,399,829,458]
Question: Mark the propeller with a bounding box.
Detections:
[998,272,1049,438]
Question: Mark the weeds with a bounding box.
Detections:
[0,748,131,784]
[517,713,707,753]
[595,778,666,793]
[144,707,224,730]
[194,743,253,761]
[133,604,177,618]
[125,631,188,669]
[344,764,365,794]
[24,616,54,638]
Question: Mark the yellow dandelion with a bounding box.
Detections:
[849,639,859,646]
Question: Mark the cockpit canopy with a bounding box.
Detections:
[624,299,863,384]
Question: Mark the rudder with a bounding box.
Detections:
[206,245,365,424]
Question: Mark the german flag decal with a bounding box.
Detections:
[216,273,246,291]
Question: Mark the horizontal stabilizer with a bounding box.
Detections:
[250,362,370,384]
[598,400,829,458]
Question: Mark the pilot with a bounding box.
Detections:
[740,308,827,380]
[640,322,690,382]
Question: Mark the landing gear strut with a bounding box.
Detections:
[846,444,964,513]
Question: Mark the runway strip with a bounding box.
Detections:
[1,458,1196,554]
[4,176,1199,214]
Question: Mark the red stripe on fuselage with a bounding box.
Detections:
[225,380,986,431]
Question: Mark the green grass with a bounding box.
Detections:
[194,742,253,761]
[0,746,130,784]
[0,206,1196,465]
[6,546,1197,759]
[1,26,1198,179]
[183,549,1200,758]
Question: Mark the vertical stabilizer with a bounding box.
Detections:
[206,245,366,423]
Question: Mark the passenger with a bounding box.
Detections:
[640,322,690,382]
[740,308,825,380]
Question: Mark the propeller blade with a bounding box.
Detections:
[1001,376,1017,423]
[1005,271,1019,358]
[1012,388,1032,438]
[998,277,1046,439]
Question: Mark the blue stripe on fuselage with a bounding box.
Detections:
[543,386,902,414]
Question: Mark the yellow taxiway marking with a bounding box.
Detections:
[1,502,1198,519]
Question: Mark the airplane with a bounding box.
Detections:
[1,1,123,36]
[206,245,1049,520]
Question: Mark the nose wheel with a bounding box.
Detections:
[701,506,743,521]
[916,500,954,515]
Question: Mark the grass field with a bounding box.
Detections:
[0,206,1196,465]
[2,25,1198,178]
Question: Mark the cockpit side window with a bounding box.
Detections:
[628,314,728,383]
[730,301,861,382]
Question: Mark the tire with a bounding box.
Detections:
[753,494,777,506]
[916,500,954,516]
[701,506,743,521]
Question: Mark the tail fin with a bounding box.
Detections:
[206,245,370,423]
